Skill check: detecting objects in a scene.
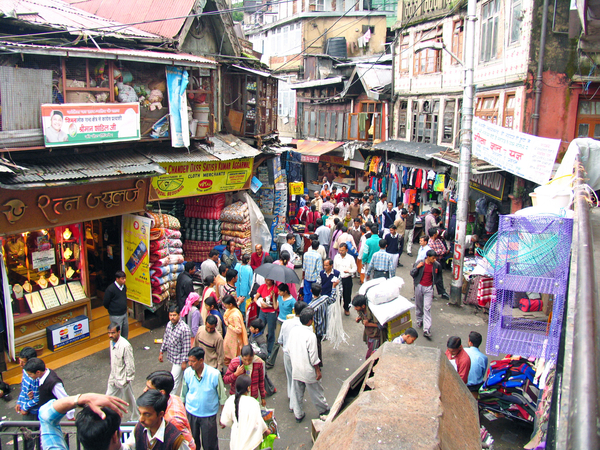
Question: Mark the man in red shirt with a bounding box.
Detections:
[250,244,266,270]
[410,250,442,338]
[445,336,471,384]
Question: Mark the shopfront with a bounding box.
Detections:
[0,176,151,369]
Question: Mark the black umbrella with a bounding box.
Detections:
[254,263,300,284]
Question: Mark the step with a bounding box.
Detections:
[4,319,148,385]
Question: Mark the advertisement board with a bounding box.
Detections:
[149,158,254,200]
[472,118,561,185]
[46,315,90,351]
[122,214,152,306]
[41,103,140,147]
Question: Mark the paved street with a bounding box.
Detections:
[0,261,532,449]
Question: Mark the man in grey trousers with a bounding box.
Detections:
[103,270,129,339]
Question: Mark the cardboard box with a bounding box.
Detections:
[388,310,412,340]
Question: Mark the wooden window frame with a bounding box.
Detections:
[475,95,499,124]
[503,93,516,129]
[413,28,442,75]
[480,0,499,63]
[451,20,464,66]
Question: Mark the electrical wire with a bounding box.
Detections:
[1,0,299,44]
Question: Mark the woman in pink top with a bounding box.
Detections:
[274,251,298,299]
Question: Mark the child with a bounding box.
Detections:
[205,296,224,337]
[248,318,268,361]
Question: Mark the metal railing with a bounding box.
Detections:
[0,421,136,450]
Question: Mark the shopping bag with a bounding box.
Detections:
[260,434,277,449]
[261,409,279,437]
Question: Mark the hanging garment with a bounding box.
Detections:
[434,174,446,192]
[359,113,367,133]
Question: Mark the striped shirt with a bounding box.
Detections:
[303,249,323,282]
[311,294,336,337]
[17,370,39,414]
[161,319,192,364]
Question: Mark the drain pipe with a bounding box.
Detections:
[532,0,550,136]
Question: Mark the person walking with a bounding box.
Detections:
[309,284,336,366]
[381,201,397,236]
[176,262,197,311]
[366,239,395,280]
[106,323,139,421]
[223,345,266,407]
[427,228,451,301]
[404,204,416,256]
[315,218,331,256]
[362,225,382,271]
[103,270,129,339]
[220,375,269,450]
[183,348,228,450]
[288,308,329,423]
[319,258,340,298]
[333,243,356,315]
[181,293,202,346]
[222,295,248,366]
[274,251,299,300]
[254,279,279,356]
[144,371,196,450]
[193,315,225,372]
[302,240,323,303]
[123,390,189,450]
[416,235,431,262]
[159,305,192,395]
[23,358,74,419]
[351,295,386,358]
[278,301,308,412]
[15,347,39,450]
[384,225,402,268]
[410,250,442,338]
[234,254,253,314]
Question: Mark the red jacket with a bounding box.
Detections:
[223,356,266,400]
[445,347,471,384]
[250,252,265,270]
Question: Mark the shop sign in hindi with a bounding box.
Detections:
[472,118,561,185]
[150,158,254,200]
[122,214,152,307]
[41,103,140,147]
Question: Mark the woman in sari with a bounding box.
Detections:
[223,295,248,365]
[200,275,218,325]
[329,222,343,260]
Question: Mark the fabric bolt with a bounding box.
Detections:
[477,277,496,307]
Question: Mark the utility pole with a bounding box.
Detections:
[449,0,476,305]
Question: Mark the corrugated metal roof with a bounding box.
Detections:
[209,134,261,160]
[345,64,392,100]
[0,150,165,186]
[292,139,344,156]
[139,146,218,163]
[429,148,503,174]
[290,76,345,90]
[231,64,275,79]
[64,0,199,39]
[372,140,446,160]
[0,41,216,67]
[0,0,161,39]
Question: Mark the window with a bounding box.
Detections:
[509,0,523,45]
[480,0,499,62]
[504,94,516,129]
[451,20,464,65]
[575,100,600,139]
[399,35,409,74]
[475,95,499,124]
[442,100,456,143]
[414,28,442,75]
[397,101,408,138]
[362,25,375,35]
[412,100,439,143]
[348,101,384,141]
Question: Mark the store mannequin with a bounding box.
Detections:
[13,284,24,299]
[49,273,59,286]
[37,275,48,289]
[23,280,32,293]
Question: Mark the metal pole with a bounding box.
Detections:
[449,0,476,305]
[532,0,550,136]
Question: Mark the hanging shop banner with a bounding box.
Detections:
[122,214,152,307]
[166,67,190,148]
[289,182,304,195]
[319,154,350,166]
[41,103,140,147]
[470,172,506,201]
[472,118,561,185]
[149,158,254,200]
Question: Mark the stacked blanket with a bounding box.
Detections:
[220,201,252,255]
[146,212,185,304]
[181,194,226,263]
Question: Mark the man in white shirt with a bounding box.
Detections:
[200,250,219,282]
[106,323,139,421]
[277,301,308,412]
[376,194,388,230]
[416,235,431,263]
[280,233,297,262]
[311,191,323,213]
[315,218,332,256]
[123,390,190,450]
[288,308,329,423]
[337,198,349,218]
[333,243,357,315]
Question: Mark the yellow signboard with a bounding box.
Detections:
[121,214,152,306]
[150,158,254,200]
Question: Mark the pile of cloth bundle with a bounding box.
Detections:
[146,212,185,304]
[478,356,539,423]
[220,201,252,256]
[182,194,226,262]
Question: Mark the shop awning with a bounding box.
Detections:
[290,76,345,90]
[231,64,277,79]
[429,148,503,174]
[208,134,261,160]
[372,140,447,160]
[0,150,165,189]
[292,139,345,162]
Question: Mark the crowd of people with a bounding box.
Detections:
[15,191,490,450]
